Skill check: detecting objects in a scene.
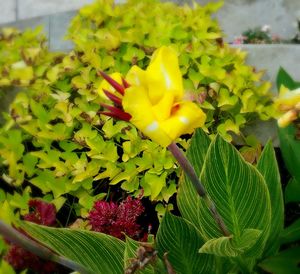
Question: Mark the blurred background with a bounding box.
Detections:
[1,0,300,42]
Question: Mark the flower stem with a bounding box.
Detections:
[167,142,230,237]
[0,220,90,274]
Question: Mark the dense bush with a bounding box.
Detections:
[0,0,274,228]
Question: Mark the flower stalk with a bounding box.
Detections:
[167,142,230,237]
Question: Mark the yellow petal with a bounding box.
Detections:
[126,65,147,87]
[123,86,154,125]
[152,92,174,121]
[275,87,300,108]
[97,72,123,100]
[123,86,172,147]
[161,101,206,141]
[146,46,183,104]
[277,110,298,128]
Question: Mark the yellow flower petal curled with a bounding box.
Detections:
[122,46,206,147]
[122,86,172,146]
[99,46,206,147]
[161,101,206,141]
[122,85,156,127]
[145,46,183,104]
[275,87,300,109]
[126,65,147,87]
[277,110,298,128]
[274,86,300,127]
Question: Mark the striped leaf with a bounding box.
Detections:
[199,229,262,257]
[156,212,215,274]
[178,135,271,260]
[278,124,300,183]
[20,222,125,274]
[257,141,284,257]
[177,129,211,236]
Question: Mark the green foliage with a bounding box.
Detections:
[0,260,16,274]
[285,177,300,203]
[0,27,59,88]
[276,67,300,91]
[156,212,215,274]
[20,221,170,274]
[0,2,296,273]
[20,221,125,274]
[17,130,295,274]
[0,0,274,223]
[280,218,300,245]
[67,0,274,141]
[259,247,300,274]
[278,125,300,186]
[176,129,286,272]
[257,141,284,256]
[276,68,300,203]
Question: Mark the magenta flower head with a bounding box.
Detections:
[23,199,57,226]
[88,196,145,240]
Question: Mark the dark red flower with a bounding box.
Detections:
[24,199,57,226]
[4,199,58,273]
[4,245,57,274]
[88,196,145,240]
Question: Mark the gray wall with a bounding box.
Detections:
[200,0,300,41]
[0,0,93,24]
[1,0,299,41]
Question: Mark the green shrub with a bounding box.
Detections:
[0,0,274,220]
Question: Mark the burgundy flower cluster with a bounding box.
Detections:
[4,199,58,274]
[88,196,145,240]
[23,199,56,226]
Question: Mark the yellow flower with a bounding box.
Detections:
[99,46,206,147]
[122,46,206,146]
[275,86,300,127]
[275,86,300,110]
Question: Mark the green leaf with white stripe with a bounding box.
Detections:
[178,135,271,259]
[257,141,284,257]
[20,221,125,274]
[199,229,262,257]
[177,129,211,237]
[156,212,215,274]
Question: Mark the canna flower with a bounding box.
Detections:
[275,86,300,127]
[98,46,206,147]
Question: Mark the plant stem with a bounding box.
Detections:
[0,220,90,274]
[167,142,230,237]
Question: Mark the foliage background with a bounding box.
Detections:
[0,0,274,226]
